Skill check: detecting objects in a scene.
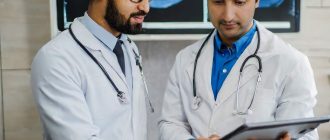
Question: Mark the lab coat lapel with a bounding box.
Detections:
[98,47,128,88]
[124,38,148,139]
[218,32,260,105]
[185,38,206,83]
[121,35,143,97]
[195,31,217,104]
[70,19,129,90]
[125,38,139,136]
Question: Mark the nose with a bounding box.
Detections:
[223,4,235,22]
[137,0,150,14]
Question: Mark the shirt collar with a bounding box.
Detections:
[80,12,120,51]
[214,21,257,56]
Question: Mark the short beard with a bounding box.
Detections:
[105,0,146,34]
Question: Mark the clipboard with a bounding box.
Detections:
[221,116,330,140]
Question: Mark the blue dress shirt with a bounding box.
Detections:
[211,22,256,100]
[79,13,133,94]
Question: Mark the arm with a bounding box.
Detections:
[158,53,195,140]
[275,55,318,140]
[31,49,103,140]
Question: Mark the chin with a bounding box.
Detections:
[133,23,143,30]
[222,31,239,38]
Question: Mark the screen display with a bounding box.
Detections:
[57,0,300,33]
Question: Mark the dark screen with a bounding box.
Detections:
[57,0,300,33]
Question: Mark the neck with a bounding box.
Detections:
[220,21,254,46]
[87,8,121,37]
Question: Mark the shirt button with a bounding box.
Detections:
[223,69,227,73]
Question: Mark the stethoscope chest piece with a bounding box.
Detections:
[117,91,128,104]
[192,96,202,110]
[233,108,253,116]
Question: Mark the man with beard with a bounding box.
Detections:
[159,0,318,140]
[31,0,151,139]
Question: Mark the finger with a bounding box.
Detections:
[209,134,221,140]
[197,136,209,140]
[279,132,291,140]
[281,134,290,140]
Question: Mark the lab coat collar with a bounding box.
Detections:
[70,18,129,90]
[79,12,118,51]
[71,18,132,51]
[218,22,273,105]
[185,30,218,104]
[185,23,273,107]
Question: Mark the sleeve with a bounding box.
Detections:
[158,53,195,140]
[275,55,319,140]
[31,47,103,140]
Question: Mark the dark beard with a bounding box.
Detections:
[105,0,147,34]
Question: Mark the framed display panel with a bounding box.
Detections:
[55,0,300,34]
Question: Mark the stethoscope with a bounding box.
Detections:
[192,26,262,116]
[68,25,154,113]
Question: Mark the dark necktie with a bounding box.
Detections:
[113,40,125,75]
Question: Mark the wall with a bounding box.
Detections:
[0,0,329,140]
[0,0,50,139]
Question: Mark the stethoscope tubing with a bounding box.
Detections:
[68,25,154,112]
[192,27,262,114]
[68,25,123,96]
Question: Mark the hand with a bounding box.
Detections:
[197,134,221,140]
[278,132,291,140]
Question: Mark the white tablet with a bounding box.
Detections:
[222,116,330,140]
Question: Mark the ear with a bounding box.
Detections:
[255,0,260,8]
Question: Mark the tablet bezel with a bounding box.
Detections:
[222,116,330,140]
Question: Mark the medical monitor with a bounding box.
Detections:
[50,0,300,36]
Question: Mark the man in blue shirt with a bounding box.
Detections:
[159,0,318,140]
[211,21,256,100]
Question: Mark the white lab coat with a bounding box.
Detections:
[31,19,147,140]
[159,22,318,140]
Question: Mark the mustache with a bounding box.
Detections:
[219,20,239,25]
[130,10,148,17]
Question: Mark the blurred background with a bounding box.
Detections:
[0,0,329,139]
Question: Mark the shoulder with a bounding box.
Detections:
[258,23,307,63]
[257,23,309,73]
[174,35,211,66]
[32,30,79,75]
[37,30,76,56]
